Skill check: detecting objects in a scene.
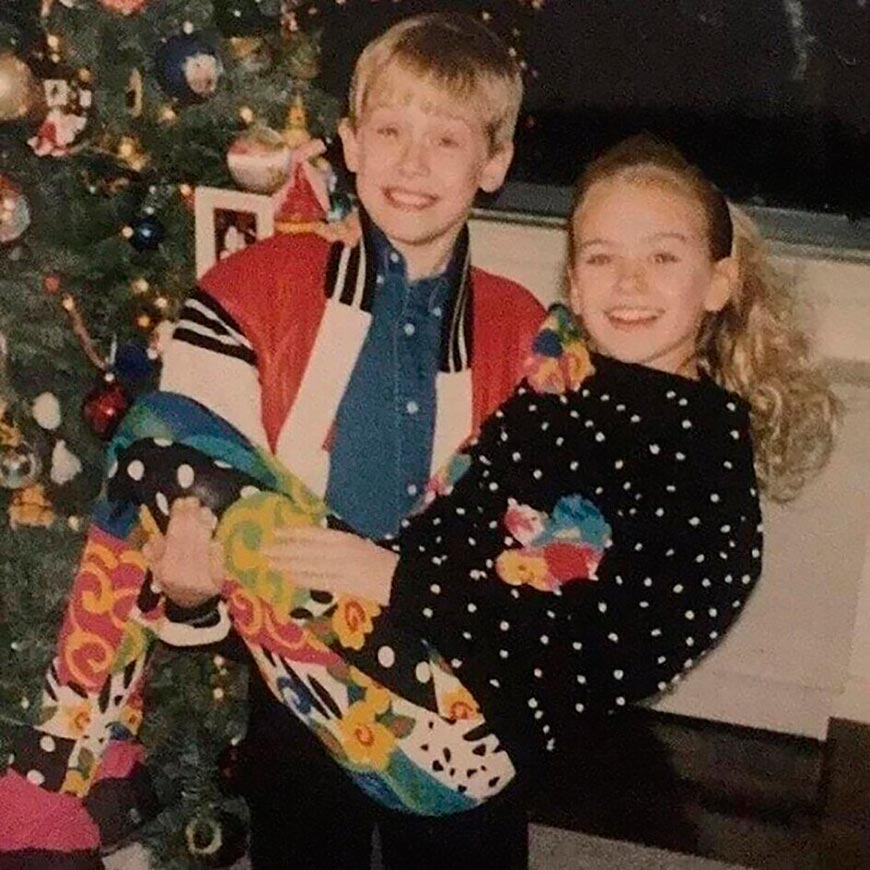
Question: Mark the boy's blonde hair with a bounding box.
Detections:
[568,135,839,502]
[347,12,523,154]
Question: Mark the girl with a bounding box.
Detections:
[0,136,838,865]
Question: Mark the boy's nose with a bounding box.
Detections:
[398,139,429,176]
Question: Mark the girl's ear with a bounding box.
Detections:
[705,256,739,313]
[566,265,583,314]
[338,118,359,173]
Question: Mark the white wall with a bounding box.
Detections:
[469,216,870,739]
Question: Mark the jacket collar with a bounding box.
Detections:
[323,210,474,373]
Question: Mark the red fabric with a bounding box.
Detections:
[0,770,100,852]
[470,269,546,431]
[91,740,146,783]
[199,233,330,451]
[275,164,327,225]
[199,233,545,450]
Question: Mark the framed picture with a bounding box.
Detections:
[194,186,275,278]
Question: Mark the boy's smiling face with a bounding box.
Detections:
[339,66,513,280]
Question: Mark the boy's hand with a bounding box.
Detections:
[262,526,396,607]
[142,497,225,609]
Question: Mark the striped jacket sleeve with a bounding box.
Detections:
[159,288,270,450]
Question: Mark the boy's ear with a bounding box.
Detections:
[479,142,514,194]
[705,256,739,313]
[338,118,359,173]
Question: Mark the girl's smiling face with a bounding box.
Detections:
[569,176,735,376]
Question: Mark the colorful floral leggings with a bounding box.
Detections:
[8,425,515,825]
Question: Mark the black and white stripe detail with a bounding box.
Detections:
[171,290,256,366]
[324,222,474,375]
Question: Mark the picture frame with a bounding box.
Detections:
[194,185,275,278]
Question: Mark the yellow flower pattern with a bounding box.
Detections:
[331,596,381,650]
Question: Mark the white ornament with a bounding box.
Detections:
[32,392,61,430]
[50,439,82,485]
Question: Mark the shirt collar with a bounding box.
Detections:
[324,209,474,372]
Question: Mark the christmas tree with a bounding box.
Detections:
[0,1,339,866]
[0,1,542,866]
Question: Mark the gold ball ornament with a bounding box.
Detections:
[0,52,42,123]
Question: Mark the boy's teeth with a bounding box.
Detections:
[608,308,658,322]
[388,190,432,207]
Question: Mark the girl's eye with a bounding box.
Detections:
[652,251,679,264]
[376,125,399,138]
[436,134,461,149]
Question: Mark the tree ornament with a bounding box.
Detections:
[0,440,42,490]
[156,33,223,104]
[227,125,291,194]
[50,439,82,485]
[32,392,62,430]
[9,483,55,529]
[98,0,149,14]
[0,175,31,245]
[273,96,332,232]
[82,375,130,440]
[114,339,157,386]
[28,64,93,157]
[184,812,247,868]
[126,69,144,117]
[0,52,42,123]
[226,37,273,73]
[128,215,165,252]
[43,272,62,294]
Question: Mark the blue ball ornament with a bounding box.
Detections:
[156,33,223,103]
[114,340,156,385]
[130,216,165,252]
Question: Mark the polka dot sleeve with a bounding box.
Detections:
[388,352,763,763]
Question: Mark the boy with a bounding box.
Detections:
[156,12,543,869]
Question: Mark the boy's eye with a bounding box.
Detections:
[584,252,612,266]
[376,125,399,139]
[652,251,679,264]
[437,135,460,149]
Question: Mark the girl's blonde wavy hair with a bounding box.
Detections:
[568,135,839,501]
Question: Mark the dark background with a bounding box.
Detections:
[313,0,870,218]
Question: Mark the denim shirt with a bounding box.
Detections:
[325,227,460,537]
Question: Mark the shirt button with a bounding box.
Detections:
[376,275,385,285]
[406,483,418,496]
[389,251,400,264]
[403,322,416,336]
[406,400,419,415]
[432,306,443,318]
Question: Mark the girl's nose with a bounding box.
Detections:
[616,260,645,292]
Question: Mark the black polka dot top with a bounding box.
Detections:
[387,304,763,770]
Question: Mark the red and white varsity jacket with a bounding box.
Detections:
[160,226,545,498]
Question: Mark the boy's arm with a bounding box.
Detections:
[160,285,270,450]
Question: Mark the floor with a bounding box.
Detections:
[528,709,870,870]
[107,710,870,868]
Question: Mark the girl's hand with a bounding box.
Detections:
[262,526,397,607]
[142,497,225,609]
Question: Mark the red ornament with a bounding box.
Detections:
[43,272,62,294]
[99,0,149,14]
[82,378,130,440]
